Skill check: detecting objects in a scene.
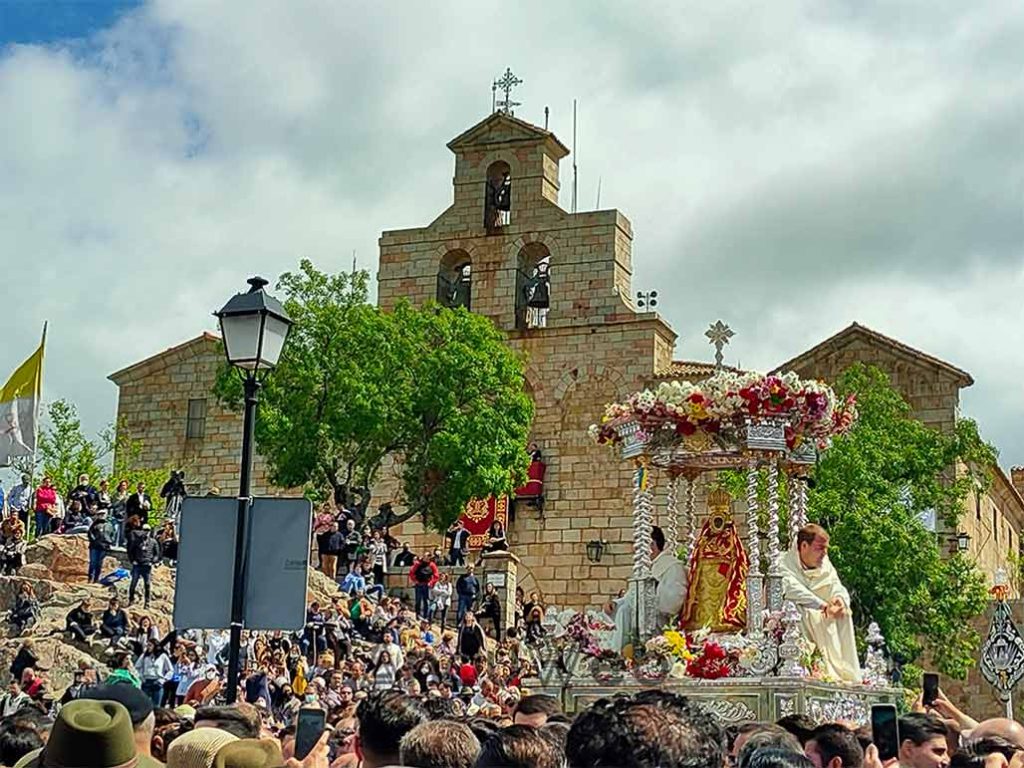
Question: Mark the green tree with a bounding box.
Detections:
[809,364,991,678]
[216,259,534,532]
[28,399,106,495]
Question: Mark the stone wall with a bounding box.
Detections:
[109,335,274,496]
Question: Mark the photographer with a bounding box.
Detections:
[160,470,187,526]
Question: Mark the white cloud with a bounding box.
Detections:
[0,0,1021,470]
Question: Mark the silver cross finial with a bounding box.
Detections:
[705,320,735,369]
[494,68,522,115]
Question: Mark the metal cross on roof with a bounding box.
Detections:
[705,320,735,369]
[493,68,522,116]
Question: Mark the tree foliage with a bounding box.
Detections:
[215,259,534,532]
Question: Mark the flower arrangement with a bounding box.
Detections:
[559,613,619,660]
[589,371,857,451]
[644,627,739,680]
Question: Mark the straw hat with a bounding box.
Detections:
[166,728,239,768]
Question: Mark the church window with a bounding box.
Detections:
[186,398,207,439]
[515,242,551,330]
[437,250,472,311]
[484,160,512,233]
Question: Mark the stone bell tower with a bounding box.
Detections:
[377,109,678,613]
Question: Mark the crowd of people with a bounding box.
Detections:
[0,665,1020,768]
[2,475,1021,768]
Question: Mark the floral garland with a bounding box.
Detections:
[645,628,739,680]
[589,371,857,450]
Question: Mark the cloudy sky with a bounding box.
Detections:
[1,1,1022,470]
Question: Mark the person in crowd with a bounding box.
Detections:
[481,519,508,556]
[99,597,130,649]
[9,584,40,636]
[1,526,27,575]
[400,719,480,768]
[136,638,174,707]
[129,614,160,657]
[342,518,363,576]
[87,509,115,583]
[157,519,179,564]
[513,694,563,728]
[32,476,58,538]
[367,528,389,587]
[320,522,343,580]
[110,479,130,546]
[64,598,96,643]
[0,679,30,718]
[341,562,383,600]
[456,563,480,625]
[409,551,440,620]
[371,650,397,691]
[476,723,565,768]
[431,571,453,629]
[68,473,99,513]
[96,478,111,510]
[126,481,153,524]
[899,713,953,768]
[457,611,487,660]
[567,689,725,768]
[7,474,33,530]
[393,543,415,568]
[805,723,865,768]
[477,582,503,640]
[128,524,161,608]
[447,519,471,567]
[523,590,546,643]
[354,689,428,768]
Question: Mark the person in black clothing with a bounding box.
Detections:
[68,474,100,512]
[65,599,95,642]
[9,584,39,636]
[99,597,129,647]
[456,611,487,660]
[128,525,161,608]
[477,583,502,640]
[456,565,480,625]
[125,482,153,524]
[8,641,39,683]
[393,544,415,568]
[447,520,471,567]
[87,511,115,583]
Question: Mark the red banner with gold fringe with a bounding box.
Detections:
[459,496,508,549]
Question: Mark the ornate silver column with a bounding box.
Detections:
[630,462,658,644]
[663,474,679,556]
[789,472,808,549]
[863,622,889,687]
[777,601,807,677]
[766,459,784,613]
[745,460,764,636]
[683,470,698,567]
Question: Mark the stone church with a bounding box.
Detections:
[109,110,1024,611]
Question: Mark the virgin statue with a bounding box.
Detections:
[679,488,749,633]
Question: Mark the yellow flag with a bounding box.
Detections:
[0,337,45,467]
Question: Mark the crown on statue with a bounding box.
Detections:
[707,487,732,514]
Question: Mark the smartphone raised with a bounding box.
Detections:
[871,703,900,762]
[294,707,327,760]
[923,672,939,707]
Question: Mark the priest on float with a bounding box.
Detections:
[780,523,862,683]
[609,525,687,654]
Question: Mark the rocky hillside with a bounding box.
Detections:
[0,535,342,696]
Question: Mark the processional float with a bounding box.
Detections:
[529,370,900,721]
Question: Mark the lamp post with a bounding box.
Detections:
[214,276,292,704]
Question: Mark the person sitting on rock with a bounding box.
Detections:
[8,582,39,635]
[1,529,27,576]
[99,597,130,650]
[64,598,96,643]
[8,640,38,684]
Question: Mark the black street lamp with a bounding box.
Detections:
[586,539,608,563]
[955,531,971,554]
[214,276,292,704]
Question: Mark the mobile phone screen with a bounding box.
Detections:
[872,704,899,762]
[923,672,939,707]
[295,707,327,760]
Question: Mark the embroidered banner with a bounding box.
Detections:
[459,496,508,549]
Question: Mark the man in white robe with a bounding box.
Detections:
[780,523,862,683]
[609,526,687,653]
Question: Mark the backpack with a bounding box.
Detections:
[415,561,434,583]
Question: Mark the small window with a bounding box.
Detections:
[186,398,207,439]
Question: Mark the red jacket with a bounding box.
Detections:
[409,559,439,587]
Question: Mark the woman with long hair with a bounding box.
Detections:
[430,571,453,630]
[371,650,397,691]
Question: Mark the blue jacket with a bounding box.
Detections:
[341,571,366,595]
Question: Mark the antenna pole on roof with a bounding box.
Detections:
[572,99,578,214]
[596,176,602,209]
[544,106,549,130]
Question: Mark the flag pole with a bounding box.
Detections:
[31,322,47,483]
